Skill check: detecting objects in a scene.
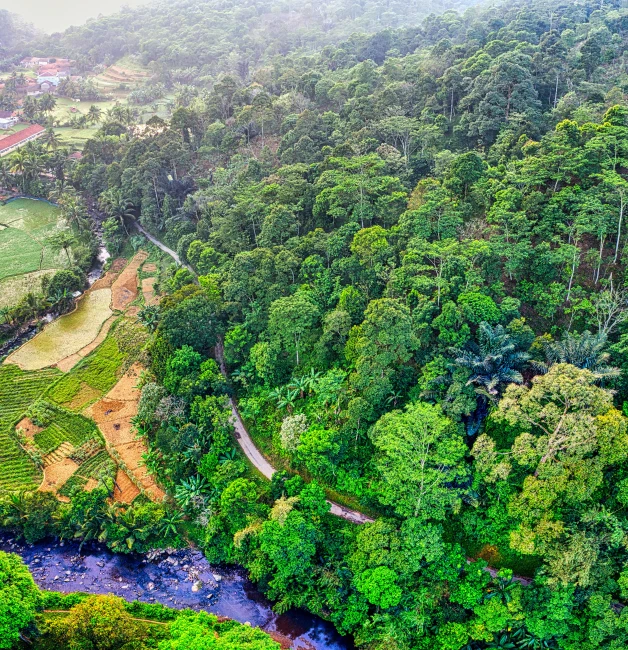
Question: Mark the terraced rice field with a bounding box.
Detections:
[0,365,60,490]
[32,403,100,454]
[6,288,113,370]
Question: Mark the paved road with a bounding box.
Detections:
[133,222,197,276]
[215,342,374,525]
[136,231,374,525]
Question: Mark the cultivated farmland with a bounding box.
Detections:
[0,198,73,308]
[0,364,60,491]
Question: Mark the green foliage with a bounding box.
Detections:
[0,551,41,648]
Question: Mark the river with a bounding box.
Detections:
[1,535,354,650]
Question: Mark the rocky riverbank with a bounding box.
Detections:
[1,535,354,650]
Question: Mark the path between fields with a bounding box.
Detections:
[132,222,196,276]
[133,231,533,583]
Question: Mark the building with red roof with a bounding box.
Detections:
[0,125,45,157]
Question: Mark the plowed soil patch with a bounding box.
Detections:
[16,417,42,438]
[91,271,118,290]
[84,478,99,491]
[113,468,140,503]
[111,258,127,272]
[106,362,142,401]
[85,398,136,445]
[40,458,79,492]
[143,263,157,273]
[141,277,158,306]
[111,251,148,311]
[88,364,164,502]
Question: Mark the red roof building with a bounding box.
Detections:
[0,124,46,157]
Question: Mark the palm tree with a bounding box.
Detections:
[58,192,89,231]
[289,375,309,399]
[87,104,103,124]
[0,159,13,189]
[451,322,530,435]
[42,127,61,150]
[47,231,75,265]
[9,150,28,191]
[539,330,620,382]
[99,188,135,234]
[158,511,183,538]
[138,304,160,331]
[452,322,530,399]
[39,93,57,114]
[175,475,209,511]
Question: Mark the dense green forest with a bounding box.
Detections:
[8,0,628,648]
[33,0,479,73]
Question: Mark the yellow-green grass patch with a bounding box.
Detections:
[6,288,113,370]
[0,269,59,309]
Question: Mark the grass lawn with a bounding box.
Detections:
[53,126,100,148]
[0,198,70,282]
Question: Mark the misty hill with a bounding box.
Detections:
[32,0,481,75]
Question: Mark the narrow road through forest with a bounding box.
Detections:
[133,222,196,276]
[215,341,374,524]
[135,224,373,524]
[135,229,533,583]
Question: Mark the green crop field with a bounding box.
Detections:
[0,198,70,282]
[53,126,100,148]
[48,334,124,408]
[30,401,101,454]
[0,365,60,491]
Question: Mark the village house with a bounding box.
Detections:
[0,111,19,130]
[0,124,45,156]
[21,57,73,69]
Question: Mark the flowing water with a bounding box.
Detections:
[1,536,354,650]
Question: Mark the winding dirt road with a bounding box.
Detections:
[139,230,533,582]
[134,226,373,524]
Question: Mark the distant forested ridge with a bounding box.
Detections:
[35,0,481,72]
[0,10,37,58]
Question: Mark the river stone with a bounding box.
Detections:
[147,582,155,591]
[213,574,222,582]
[192,580,202,592]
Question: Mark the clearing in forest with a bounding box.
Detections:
[86,362,164,502]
